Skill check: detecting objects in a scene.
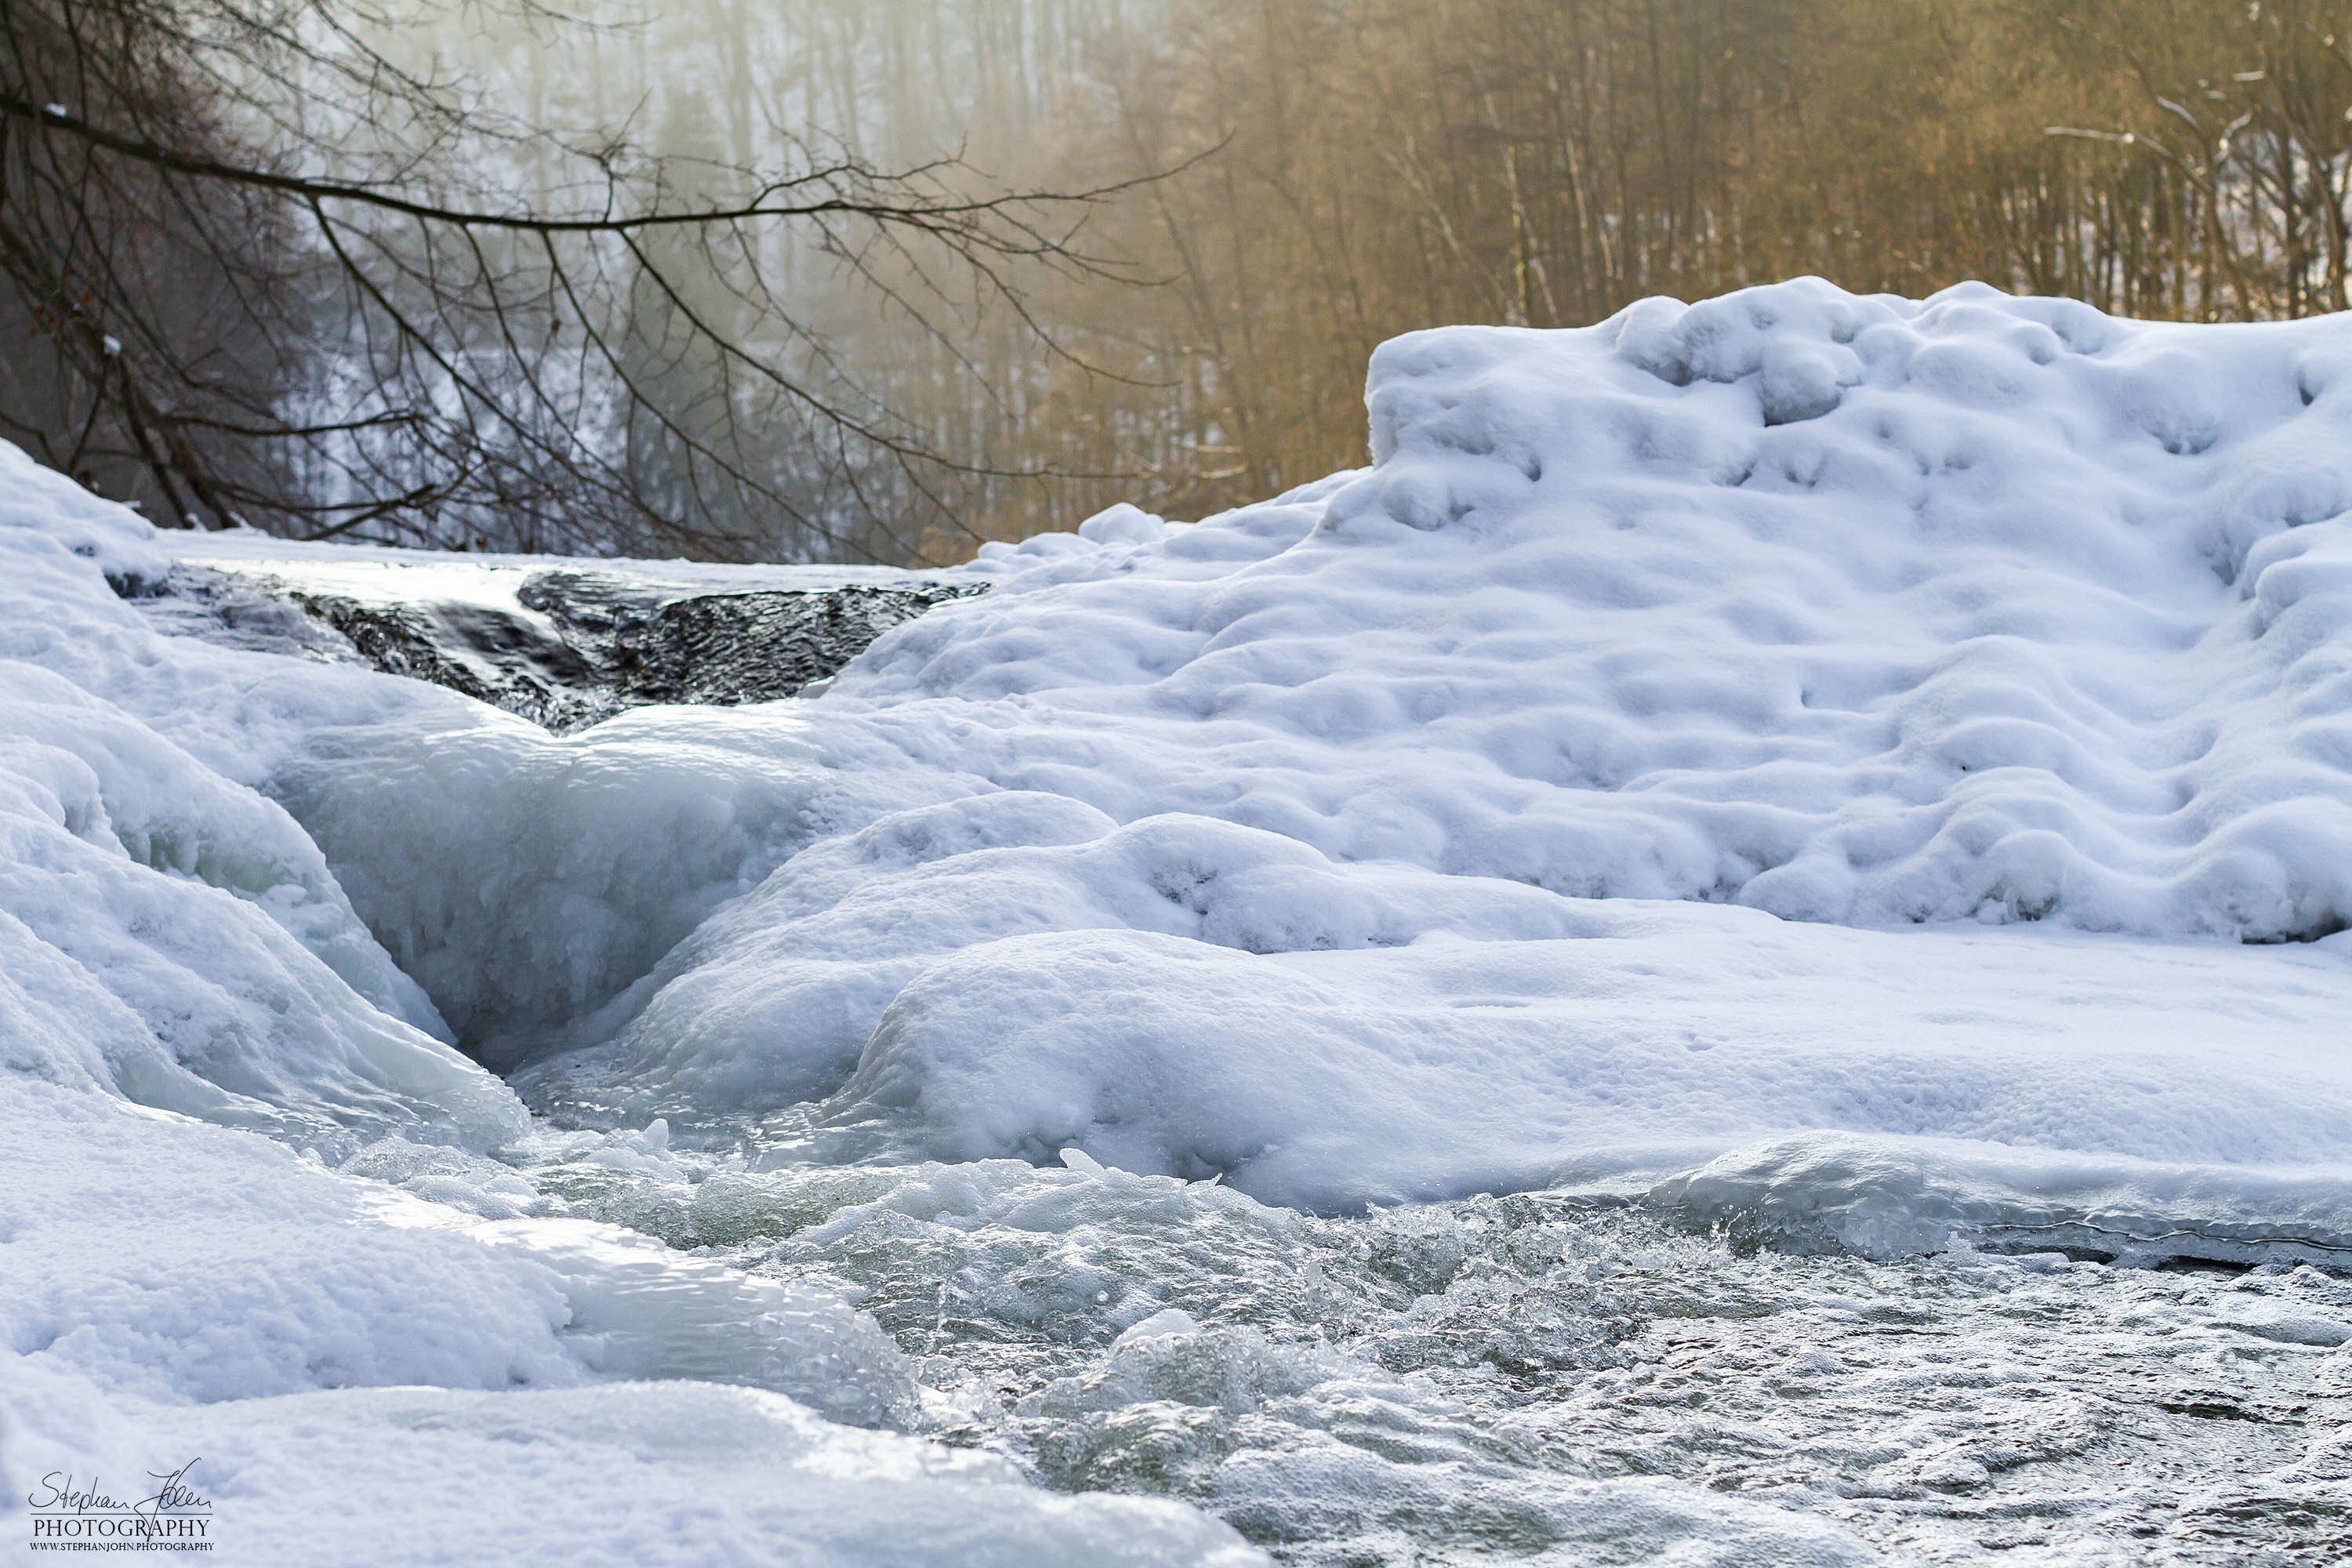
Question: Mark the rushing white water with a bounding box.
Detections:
[389,1127,2352,1566]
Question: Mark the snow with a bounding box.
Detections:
[0,1083,1261,1564]
[174,526,981,592]
[0,457,514,1150]
[12,277,2352,1227]
[523,278,2352,1243]
[0,449,1262,1563]
[5,276,2352,1560]
[814,920,2352,1227]
[11,1371,1264,1567]
[832,280,2352,942]
[523,799,1617,1114]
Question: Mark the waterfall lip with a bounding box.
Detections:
[130,552,985,733]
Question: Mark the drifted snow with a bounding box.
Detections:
[535,278,2352,1231]
[835,280,2352,938]
[5,278,2352,1562]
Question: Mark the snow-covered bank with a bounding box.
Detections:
[540,278,2352,1236]
[5,277,2352,1561]
[831,281,2352,940]
[20,1374,1265,1568]
[0,453,512,1149]
[0,452,1262,1562]
[12,279,2352,1229]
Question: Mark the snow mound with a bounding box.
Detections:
[835,278,2352,942]
[0,1083,915,1421]
[2,1368,1265,1567]
[524,796,1616,1114]
[493,278,2352,1247]
[0,473,521,1148]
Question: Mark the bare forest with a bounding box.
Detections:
[7,0,2352,563]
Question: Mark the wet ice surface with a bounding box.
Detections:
[441,1130,2352,1567]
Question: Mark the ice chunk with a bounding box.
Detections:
[1112,1308,1203,1349]
[1646,1131,2352,1265]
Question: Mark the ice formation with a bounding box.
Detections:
[5,278,2352,1561]
[0,1084,1257,1564]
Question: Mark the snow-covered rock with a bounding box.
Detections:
[833,279,2352,941]
[532,278,2352,1236]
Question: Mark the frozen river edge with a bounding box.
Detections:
[5,278,2352,1564]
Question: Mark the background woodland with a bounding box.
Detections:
[7,0,2351,560]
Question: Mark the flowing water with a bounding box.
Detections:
[364,1120,2351,1568]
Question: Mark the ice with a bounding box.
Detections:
[6,1369,1262,1568]
[0,1082,915,1421]
[1648,1131,2352,1267]
[172,526,978,590]
[267,701,849,1051]
[0,1083,1261,1563]
[0,473,891,1058]
[0,1083,574,1406]
[800,917,2352,1220]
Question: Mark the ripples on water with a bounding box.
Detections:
[465,1129,2352,1567]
